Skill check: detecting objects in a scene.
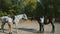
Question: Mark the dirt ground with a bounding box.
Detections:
[0,20,60,34]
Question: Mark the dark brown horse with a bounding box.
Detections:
[31,16,55,33]
[44,16,55,33]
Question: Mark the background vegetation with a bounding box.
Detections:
[0,0,60,17]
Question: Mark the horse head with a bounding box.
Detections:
[22,14,28,20]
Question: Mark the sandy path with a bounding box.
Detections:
[0,20,60,34]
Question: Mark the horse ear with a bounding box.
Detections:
[24,14,26,15]
[23,14,26,16]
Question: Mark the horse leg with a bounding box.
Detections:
[1,22,6,32]
[51,22,55,33]
[15,22,18,33]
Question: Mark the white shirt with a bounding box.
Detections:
[40,17,44,23]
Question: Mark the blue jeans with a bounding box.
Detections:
[40,23,44,32]
[37,20,44,32]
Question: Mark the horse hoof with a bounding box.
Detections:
[15,31,17,33]
[34,31,44,33]
[40,31,44,33]
[2,30,5,33]
[50,31,55,33]
[9,32,12,34]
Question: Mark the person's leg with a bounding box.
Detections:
[1,22,6,32]
[37,20,42,32]
[8,22,12,34]
[41,23,44,33]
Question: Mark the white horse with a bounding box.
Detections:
[11,14,28,32]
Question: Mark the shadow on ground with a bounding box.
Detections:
[14,28,37,32]
[0,28,8,34]
[14,28,55,34]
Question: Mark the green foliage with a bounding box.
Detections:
[0,0,60,17]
